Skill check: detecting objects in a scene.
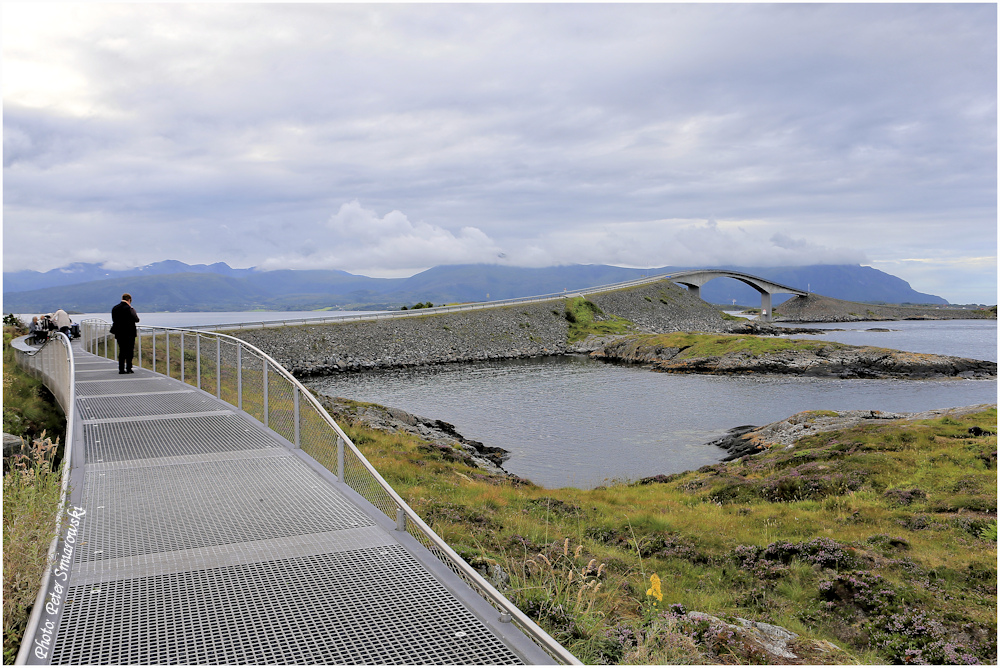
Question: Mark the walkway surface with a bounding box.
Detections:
[39,344,548,665]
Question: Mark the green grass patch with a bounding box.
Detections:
[564,297,633,344]
[621,331,849,359]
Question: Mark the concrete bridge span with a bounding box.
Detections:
[669,270,809,322]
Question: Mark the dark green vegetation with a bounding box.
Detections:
[3,326,65,663]
[340,404,997,664]
[401,301,435,310]
[3,326,65,443]
[564,297,633,343]
[4,261,953,312]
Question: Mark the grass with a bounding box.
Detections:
[3,325,66,663]
[611,331,850,360]
[337,403,997,664]
[564,297,633,343]
[3,436,63,664]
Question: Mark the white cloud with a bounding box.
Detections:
[258,201,504,276]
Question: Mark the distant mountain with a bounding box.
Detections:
[2,260,257,293]
[2,261,949,313]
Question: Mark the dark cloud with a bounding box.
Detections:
[3,3,995,302]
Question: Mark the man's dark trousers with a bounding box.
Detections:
[116,336,135,373]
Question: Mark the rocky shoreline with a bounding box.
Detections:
[591,336,997,379]
[704,404,997,461]
[316,395,523,480]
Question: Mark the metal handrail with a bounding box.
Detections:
[10,333,77,666]
[81,319,580,665]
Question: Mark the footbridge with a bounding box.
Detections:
[12,328,579,665]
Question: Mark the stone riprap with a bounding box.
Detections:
[776,294,996,322]
[230,279,727,377]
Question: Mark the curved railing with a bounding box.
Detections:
[81,320,580,665]
[10,333,77,665]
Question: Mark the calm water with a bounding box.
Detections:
[24,310,379,329]
[307,320,997,489]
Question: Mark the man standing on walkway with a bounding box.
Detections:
[111,293,140,374]
[53,308,75,339]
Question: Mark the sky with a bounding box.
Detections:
[3,3,997,303]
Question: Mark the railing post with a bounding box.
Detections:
[180,332,185,383]
[165,332,170,378]
[337,436,345,480]
[293,386,300,448]
[137,331,142,369]
[396,507,407,532]
[216,337,221,399]
[152,330,157,372]
[237,345,243,410]
[263,360,269,429]
[196,333,202,390]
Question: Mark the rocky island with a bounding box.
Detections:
[591,331,997,379]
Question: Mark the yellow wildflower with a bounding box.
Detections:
[646,573,663,605]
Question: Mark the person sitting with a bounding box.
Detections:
[28,316,44,344]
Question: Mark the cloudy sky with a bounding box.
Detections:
[3,3,996,303]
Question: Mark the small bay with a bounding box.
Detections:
[307,320,997,489]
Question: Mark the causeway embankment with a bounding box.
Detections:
[231,278,727,376]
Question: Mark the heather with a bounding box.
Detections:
[342,402,997,664]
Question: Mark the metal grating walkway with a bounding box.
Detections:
[38,349,545,665]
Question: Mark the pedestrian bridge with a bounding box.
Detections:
[12,328,577,665]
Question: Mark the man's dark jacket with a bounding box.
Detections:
[110,301,139,339]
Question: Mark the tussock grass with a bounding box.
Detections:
[340,405,997,664]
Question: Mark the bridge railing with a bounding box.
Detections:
[81,320,579,665]
[10,333,78,665]
[186,272,679,331]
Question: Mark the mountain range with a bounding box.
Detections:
[2,261,949,313]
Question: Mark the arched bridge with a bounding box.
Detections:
[668,270,809,322]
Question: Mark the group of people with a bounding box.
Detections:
[26,293,140,375]
[27,309,76,344]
